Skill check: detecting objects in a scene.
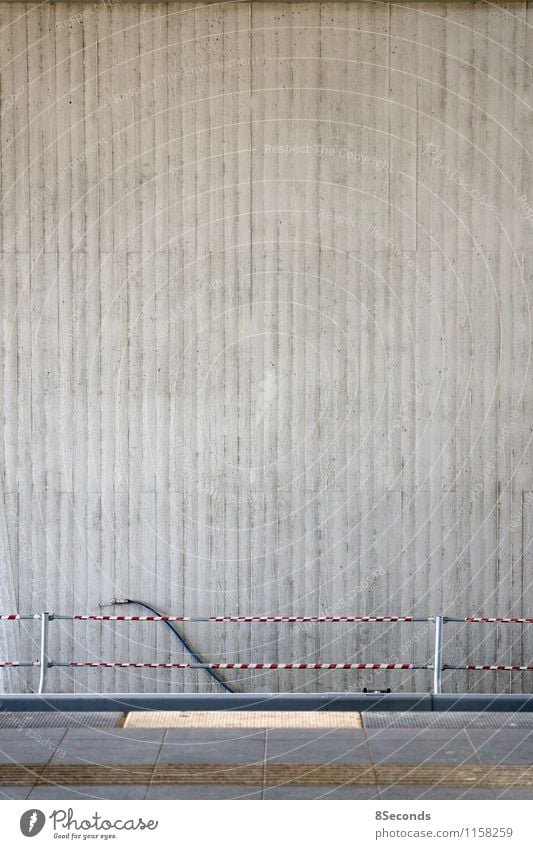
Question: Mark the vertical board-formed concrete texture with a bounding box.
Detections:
[0,2,532,693]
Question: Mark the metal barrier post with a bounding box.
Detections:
[38,612,51,694]
[433,615,445,694]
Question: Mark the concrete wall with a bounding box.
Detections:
[0,2,532,694]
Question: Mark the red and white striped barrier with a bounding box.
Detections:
[69,614,415,623]
[206,616,415,623]
[462,664,533,672]
[3,614,533,688]
[2,613,531,623]
[61,661,418,670]
[465,617,533,624]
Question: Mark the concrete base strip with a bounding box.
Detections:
[2,764,532,788]
[2,693,533,713]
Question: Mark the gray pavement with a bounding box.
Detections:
[0,722,531,800]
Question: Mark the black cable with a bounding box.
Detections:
[113,599,235,693]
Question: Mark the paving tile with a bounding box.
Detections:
[162,728,265,745]
[367,729,477,765]
[494,788,533,799]
[264,785,380,800]
[146,784,263,800]
[158,729,265,764]
[50,728,164,765]
[28,785,148,800]
[378,785,497,800]
[0,786,33,800]
[266,730,371,765]
[467,730,533,765]
[0,729,67,764]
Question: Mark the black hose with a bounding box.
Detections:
[114,599,235,693]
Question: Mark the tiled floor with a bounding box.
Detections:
[28,785,148,800]
[265,729,371,765]
[0,728,68,764]
[158,728,265,764]
[0,721,531,800]
[49,728,165,766]
[0,786,33,800]
[465,729,533,765]
[377,785,498,800]
[146,785,264,800]
[366,727,478,765]
[263,785,380,800]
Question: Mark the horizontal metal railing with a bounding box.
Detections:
[0,612,531,694]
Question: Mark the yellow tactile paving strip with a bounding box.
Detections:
[2,764,532,788]
[124,710,362,729]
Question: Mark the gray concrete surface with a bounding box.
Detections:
[0,720,531,800]
[0,2,532,698]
